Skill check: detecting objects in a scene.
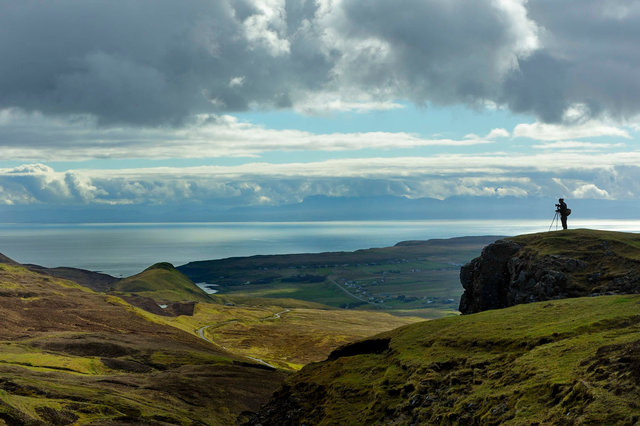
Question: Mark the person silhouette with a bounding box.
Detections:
[557,198,570,230]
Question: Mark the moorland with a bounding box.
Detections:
[0,236,494,424]
[2,230,639,424]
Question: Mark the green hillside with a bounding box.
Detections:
[250,294,640,425]
[0,261,285,425]
[114,262,212,303]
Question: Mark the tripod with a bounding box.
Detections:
[548,211,560,231]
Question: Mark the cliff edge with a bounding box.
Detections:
[459,229,640,314]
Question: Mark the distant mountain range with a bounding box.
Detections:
[2,195,639,223]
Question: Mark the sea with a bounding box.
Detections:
[1,220,640,277]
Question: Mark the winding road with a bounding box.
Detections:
[195,308,291,370]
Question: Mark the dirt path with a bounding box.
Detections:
[196,312,286,370]
[262,309,290,320]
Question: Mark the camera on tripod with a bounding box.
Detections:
[555,203,561,213]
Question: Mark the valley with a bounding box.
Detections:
[1,236,492,423]
[2,230,639,424]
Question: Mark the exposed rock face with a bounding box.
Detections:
[459,240,522,314]
[459,235,640,314]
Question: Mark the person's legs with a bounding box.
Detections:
[561,216,567,230]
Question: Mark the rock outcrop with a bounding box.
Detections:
[459,230,640,314]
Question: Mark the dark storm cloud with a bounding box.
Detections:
[335,0,535,105]
[0,0,330,125]
[0,0,639,125]
[503,0,640,121]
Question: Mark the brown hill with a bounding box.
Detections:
[0,261,285,424]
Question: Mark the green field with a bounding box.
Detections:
[178,236,499,317]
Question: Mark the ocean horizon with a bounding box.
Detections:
[2,219,640,277]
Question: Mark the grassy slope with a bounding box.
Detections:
[253,294,640,425]
[114,262,212,302]
[98,260,423,371]
[155,302,422,370]
[0,263,285,425]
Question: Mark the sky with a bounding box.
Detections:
[1,0,640,216]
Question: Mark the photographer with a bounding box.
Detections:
[555,198,570,230]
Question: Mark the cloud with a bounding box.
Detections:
[571,183,611,199]
[503,0,640,121]
[0,0,639,135]
[0,109,495,161]
[532,141,625,151]
[0,0,539,125]
[0,0,328,125]
[486,128,511,139]
[5,151,640,206]
[318,0,538,107]
[513,119,631,141]
[464,128,510,140]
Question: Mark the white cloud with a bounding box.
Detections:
[513,120,631,141]
[4,150,640,206]
[572,183,611,199]
[0,108,495,161]
[229,76,245,88]
[532,141,625,151]
[486,128,510,139]
[464,128,510,140]
[294,93,405,114]
[242,0,291,56]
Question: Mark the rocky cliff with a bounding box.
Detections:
[459,229,640,314]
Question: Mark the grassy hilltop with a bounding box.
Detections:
[461,229,640,314]
[113,262,212,302]
[509,228,640,295]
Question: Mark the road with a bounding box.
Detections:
[327,277,374,304]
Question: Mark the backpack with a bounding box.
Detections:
[566,208,571,216]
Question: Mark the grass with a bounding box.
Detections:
[152,301,422,370]
[253,294,640,425]
[0,343,106,375]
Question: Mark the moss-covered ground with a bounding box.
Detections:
[253,294,640,425]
